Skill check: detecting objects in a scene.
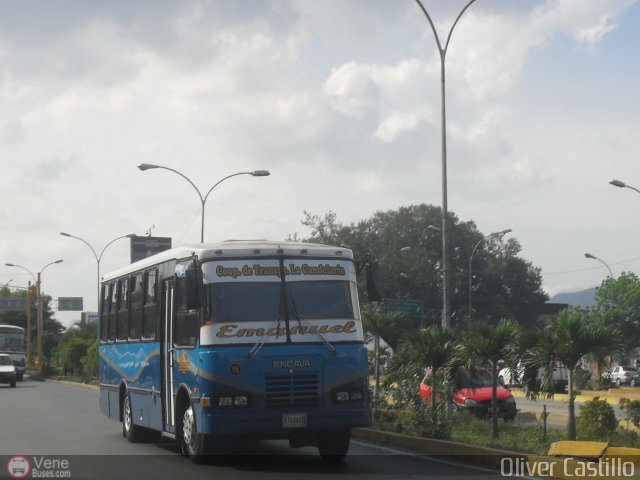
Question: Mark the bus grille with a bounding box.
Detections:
[265,374,319,409]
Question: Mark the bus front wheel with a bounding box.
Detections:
[317,428,351,462]
[180,404,207,463]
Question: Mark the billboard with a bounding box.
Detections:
[58,297,84,311]
[0,297,27,311]
[81,312,99,324]
[130,236,172,263]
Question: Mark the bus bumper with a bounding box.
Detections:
[197,406,371,437]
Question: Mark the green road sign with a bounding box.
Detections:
[384,299,424,317]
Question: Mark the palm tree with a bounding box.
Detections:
[454,319,520,439]
[361,305,405,398]
[522,308,624,440]
[403,325,457,410]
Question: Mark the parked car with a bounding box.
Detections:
[0,354,17,388]
[608,366,637,386]
[498,363,568,392]
[419,368,516,420]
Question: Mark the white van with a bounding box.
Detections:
[0,353,17,388]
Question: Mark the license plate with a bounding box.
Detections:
[282,413,307,429]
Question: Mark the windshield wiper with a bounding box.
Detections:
[247,313,283,359]
[289,296,337,357]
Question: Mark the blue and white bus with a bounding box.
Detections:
[99,241,371,462]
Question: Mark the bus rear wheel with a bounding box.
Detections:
[180,404,208,463]
[122,391,146,442]
[317,428,351,462]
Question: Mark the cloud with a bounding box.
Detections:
[0,0,639,326]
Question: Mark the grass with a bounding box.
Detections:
[448,413,565,455]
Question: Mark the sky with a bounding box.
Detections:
[1,0,639,327]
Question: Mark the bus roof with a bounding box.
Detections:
[102,240,354,282]
[0,324,25,333]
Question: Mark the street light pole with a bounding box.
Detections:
[137,163,270,243]
[59,232,135,311]
[610,179,640,195]
[6,260,63,374]
[468,229,512,322]
[584,252,614,278]
[415,0,478,329]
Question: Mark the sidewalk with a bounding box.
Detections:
[510,386,640,405]
[510,387,640,431]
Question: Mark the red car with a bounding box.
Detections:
[419,368,516,420]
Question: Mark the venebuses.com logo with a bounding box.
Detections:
[6,456,71,479]
[7,456,30,479]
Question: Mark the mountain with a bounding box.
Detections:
[549,287,597,308]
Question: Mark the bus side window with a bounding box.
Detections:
[108,282,117,341]
[100,284,109,342]
[129,273,143,340]
[116,278,129,341]
[142,269,157,339]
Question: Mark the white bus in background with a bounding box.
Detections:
[0,324,26,380]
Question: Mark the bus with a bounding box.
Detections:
[98,241,371,462]
[0,324,26,381]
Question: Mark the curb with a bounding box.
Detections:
[45,378,99,391]
[352,427,527,469]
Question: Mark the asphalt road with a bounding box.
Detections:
[0,379,509,480]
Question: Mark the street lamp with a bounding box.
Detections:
[5,259,63,374]
[137,163,270,243]
[415,0,478,329]
[59,232,135,311]
[468,229,512,321]
[584,252,614,278]
[610,179,640,195]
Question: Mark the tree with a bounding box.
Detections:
[401,325,457,410]
[454,319,520,439]
[54,321,98,377]
[361,305,405,397]
[293,205,548,330]
[593,272,640,354]
[0,287,64,336]
[522,308,624,440]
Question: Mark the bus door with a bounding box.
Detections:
[161,278,175,433]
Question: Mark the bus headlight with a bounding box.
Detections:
[333,388,366,403]
[336,391,350,402]
[233,395,248,407]
[218,396,233,407]
[350,391,364,402]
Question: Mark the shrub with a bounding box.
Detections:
[572,368,592,390]
[620,399,640,430]
[577,399,618,440]
[411,400,453,440]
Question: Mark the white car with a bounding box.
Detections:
[0,354,17,388]
[608,366,637,386]
[498,363,568,392]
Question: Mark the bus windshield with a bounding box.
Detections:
[0,332,24,352]
[205,280,354,323]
